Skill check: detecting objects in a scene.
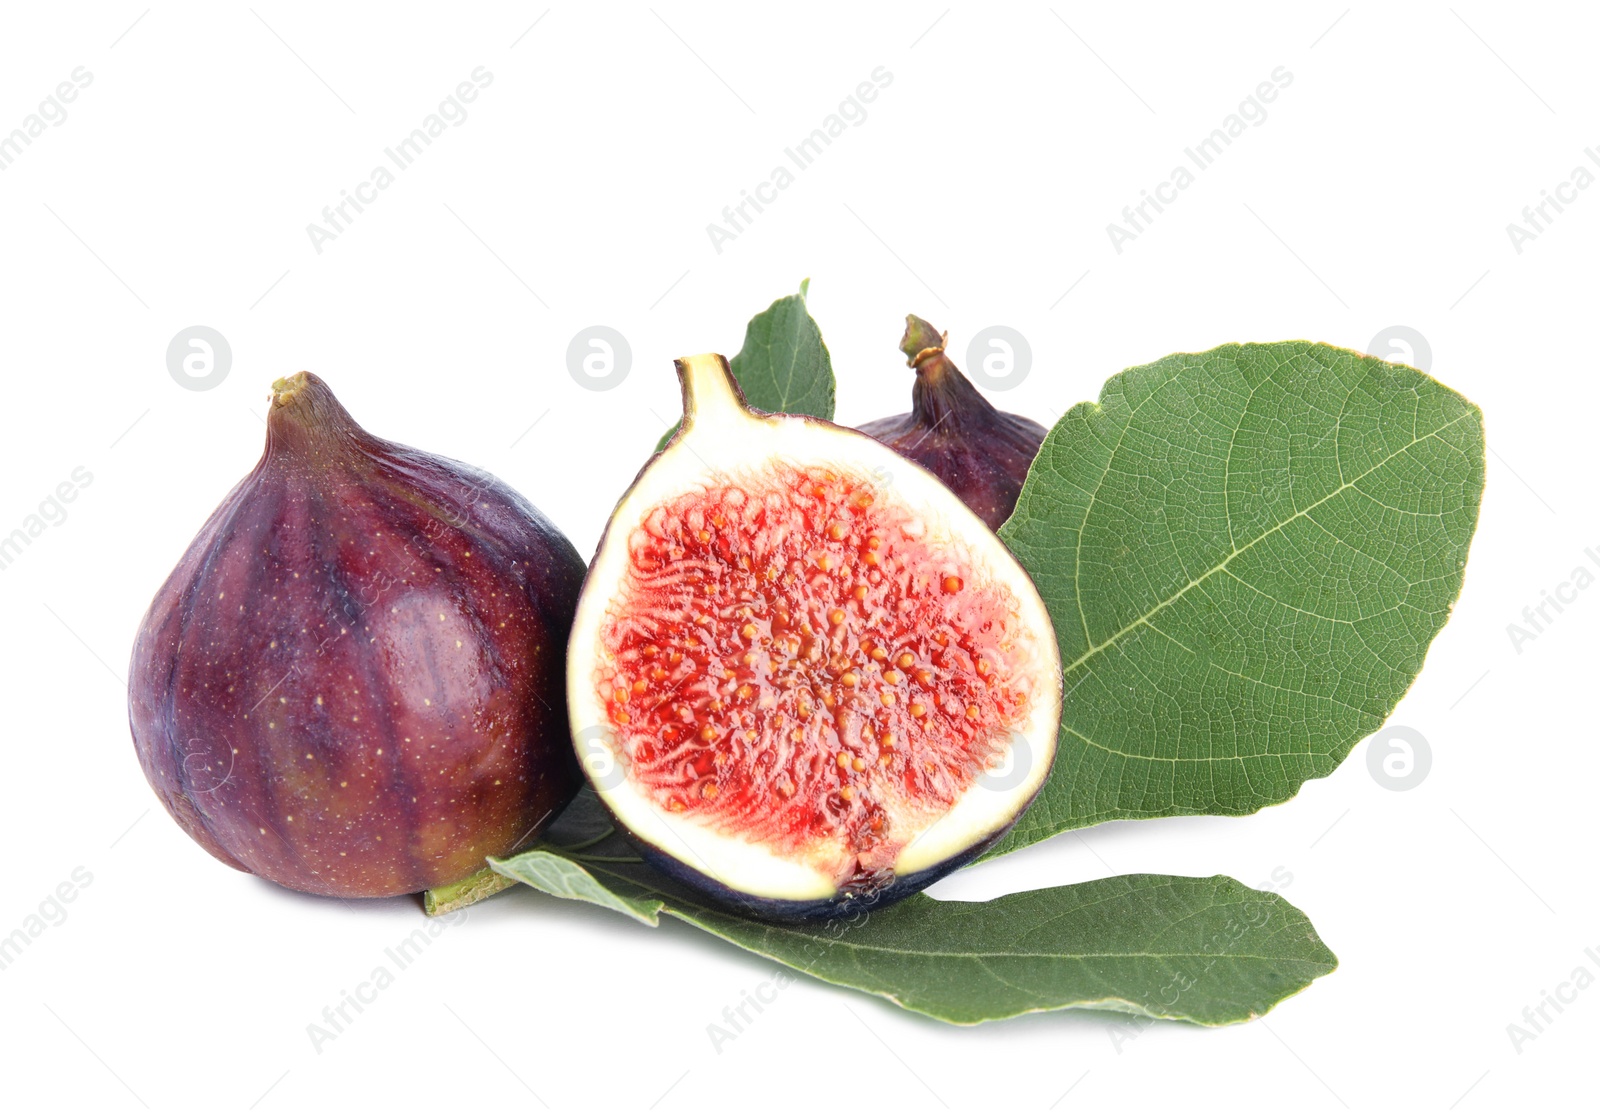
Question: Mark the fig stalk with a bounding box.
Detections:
[423,867,517,916]
[857,315,1048,531]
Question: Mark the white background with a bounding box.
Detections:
[1,3,1593,1115]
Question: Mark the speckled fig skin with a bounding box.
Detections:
[128,372,585,898]
[858,315,1047,531]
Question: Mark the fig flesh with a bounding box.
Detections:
[128,373,585,898]
[568,354,1062,920]
[858,315,1047,531]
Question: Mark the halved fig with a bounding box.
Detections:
[858,314,1048,531]
[568,354,1062,920]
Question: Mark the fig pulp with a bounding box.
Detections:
[128,373,585,898]
[568,354,1062,920]
[858,315,1048,531]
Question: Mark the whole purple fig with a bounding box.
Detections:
[128,372,584,899]
[857,315,1047,531]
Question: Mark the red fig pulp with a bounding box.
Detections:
[128,373,585,898]
[858,315,1047,531]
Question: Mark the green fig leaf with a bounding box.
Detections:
[655,280,834,452]
[989,342,1485,856]
[486,792,1335,1026]
[488,850,665,927]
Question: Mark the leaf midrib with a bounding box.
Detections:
[589,866,1318,964]
[1055,409,1476,683]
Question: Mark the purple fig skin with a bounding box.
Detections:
[857,315,1047,532]
[128,372,585,899]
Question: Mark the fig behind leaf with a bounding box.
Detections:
[858,315,1047,531]
[129,372,585,899]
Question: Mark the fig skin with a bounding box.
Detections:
[624,822,1025,923]
[857,315,1047,531]
[128,372,585,899]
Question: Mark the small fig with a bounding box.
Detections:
[857,315,1047,531]
[568,354,1062,920]
[129,372,585,898]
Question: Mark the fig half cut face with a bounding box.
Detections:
[568,354,1062,920]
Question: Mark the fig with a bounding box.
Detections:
[568,354,1062,920]
[858,315,1048,531]
[128,372,585,899]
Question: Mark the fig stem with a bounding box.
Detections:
[900,314,947,368]
[892,314,1010,435]
[422,866,515,917]
[270,371,310,407]
[420,831,636,915]
[675,353,747,434]
[264,370,364,458]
